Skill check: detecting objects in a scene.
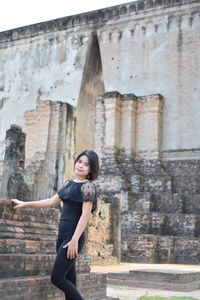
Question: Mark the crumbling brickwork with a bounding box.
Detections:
[0,0,199,295]
[0,102,110,299]
[87,199,118,265]
[0,125,30,201]
[95,91,200,265]
[0,200,109,300]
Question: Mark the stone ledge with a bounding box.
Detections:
[0,199,60,224]
[107,269,200,291]
[0,239,56,254]
[0,254,56,278]
[0,0,196,42]
[0,273,111,300]
[121,234,200,264]
[122,211,200,237]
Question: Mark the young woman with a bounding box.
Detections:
[11,149,99,300]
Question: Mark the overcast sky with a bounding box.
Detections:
[0,0,136,32]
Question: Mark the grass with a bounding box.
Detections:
[138,296,199,300]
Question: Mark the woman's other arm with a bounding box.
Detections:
[11,193,61,209]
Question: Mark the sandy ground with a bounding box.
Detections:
[107,284,200,300]
[91,263,200,300]
[91,263,200,274]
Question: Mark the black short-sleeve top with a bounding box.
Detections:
[57,179,97,222]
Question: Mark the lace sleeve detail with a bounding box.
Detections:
[81,181,97,213]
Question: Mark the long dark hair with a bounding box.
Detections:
[74,150,99,181]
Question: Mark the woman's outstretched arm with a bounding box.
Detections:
[11,193,61,209]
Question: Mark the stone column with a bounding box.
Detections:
[136,94,164,160]
[104,91,123,153]
[95,92,124,264]
[120,94,137,157]
[0,125,30,200]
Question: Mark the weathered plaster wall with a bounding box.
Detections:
[0,0,200,161]
[76,33,104,154]
[97,2,200,159]
[0,29,91,159]
[0,0,200,268]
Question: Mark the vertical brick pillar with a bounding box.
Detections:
[24,101,52,167]
[94,94,106,167]
[95,92,124,264]
[24,100,71,200]
[0,125,30,200]
[120,94,137,157]
[104,91,123,153]
[136,94,164,159]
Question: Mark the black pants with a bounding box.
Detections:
[51,221,85,300]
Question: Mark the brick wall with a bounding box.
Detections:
[94,91,200,265]
[87,199,118,265]
[0,200,109,300]
[24,100,72,200]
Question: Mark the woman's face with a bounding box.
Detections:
[74,155,90,178]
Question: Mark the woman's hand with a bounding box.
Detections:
[11,199,26,209]
[63,238,78,259]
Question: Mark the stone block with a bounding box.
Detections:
[163,160,200,193]
[128,192,153,213]
[0,201,59,224]
[164,214,198,237]
[107,269,200,292]
[151,192,183,213]
[121,212,149,235]
[149,212,165,235]
[130,174,145,193]
[182,192,200,214]
[172,176,200,193]
[0,239,56,254]
[144,176,172,193]
[0,254,55,278]
[0,272,108,300]
[157,236,175,263]
[174,238,200,264]
[121,234,158,263]
[0,219,58,241]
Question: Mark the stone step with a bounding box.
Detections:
[0,239,56,254]
[0,253,91,279]
[107,269,200,292]
[0,200,60,224]
[0,254,92,279]
[129,192,183,214]
[122,211,200,237]
[129,191,200,214]
[0,272,109,300]
[0,275,62,300]
[121,234,200,264]
[0,254,55,278]
[0,218,58,240]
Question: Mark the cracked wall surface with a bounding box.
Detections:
[0,0,199,161]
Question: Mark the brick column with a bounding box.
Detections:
[120,94,137,157]
[95,92,124,264]
[24,101,52,166]
[0,125,30,200]
[136,94,164,159]
[104,91,123,153]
